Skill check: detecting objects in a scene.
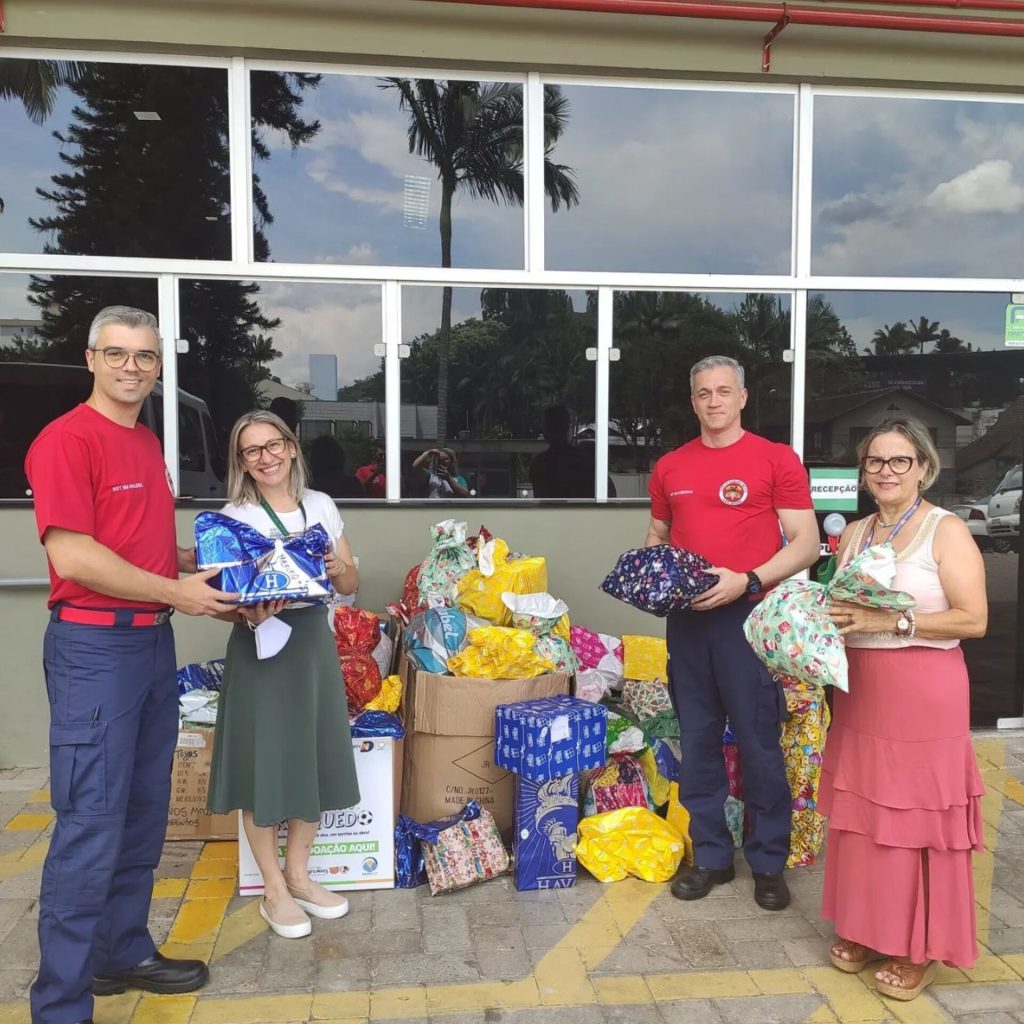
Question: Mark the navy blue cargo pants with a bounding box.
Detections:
[30,612,178,1024]
[667,598,791,875]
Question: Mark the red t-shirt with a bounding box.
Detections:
[356,464,386,499]
[25,403,178,610]
[648,431,813,573]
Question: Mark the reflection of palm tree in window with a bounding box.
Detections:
[381,78,579,442]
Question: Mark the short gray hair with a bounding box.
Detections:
[690,355,745,393]
[87,306,161,349]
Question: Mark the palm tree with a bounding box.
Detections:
[870,321,912,356]
[933,328,971,353]
[0,58,84,212]
[382,78,579,441]
[906,315,941,355]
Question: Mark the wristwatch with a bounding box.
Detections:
[895,610,915,638]
[746,571,763,595]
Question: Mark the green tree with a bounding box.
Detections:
[906,315,941,355]
[8,62,322,440]
[869,321,913,356]
[933,328,971,353]
[382,78,579,441]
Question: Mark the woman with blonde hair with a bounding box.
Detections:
[821,416,987,1000]
[207,410,360,939]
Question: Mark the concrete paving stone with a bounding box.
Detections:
[0,969,34,1000]
[656,920,734,970]
[717,915,820,941]
[257,951,317,994]
[356,927,423,956]
[369,951,481,986]
[0,917,39,968]
[201,960,262,996]
[653,895,766,923]
[727,937,794,969]
[959,1013,1024,1024]
[470,925,527,952]
[420,908,473,954]
[215,928,272,967]
[0,898,33,946]
[479,943,534,982]
[647,999,726,1023]
[983,928,1024,955]
[617,907,676,947]
[714,993,825,1023]
[0,791,32,827]
[589,942,688,975]
[780,937,831,968]
[933,982,1024,1015]
[600,1005,668,1024]
[6,769,48,788]
[514,900,568,928]
[521,923,572,950]
[989,887,1024,928]
[314,956,372,992]
[313,927,370,962]
[0,871,45,900]
[371,899,420,931]
[0,832,35,855]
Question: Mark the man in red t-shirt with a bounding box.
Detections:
[355,446,387,498]
[647,355,818,913]
[25,306,238,1024]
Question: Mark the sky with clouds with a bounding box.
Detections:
[2,64,1023,385]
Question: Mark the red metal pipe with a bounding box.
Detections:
[417,0,1024,69]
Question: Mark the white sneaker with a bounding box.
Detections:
[286,880,350,920]
[259,896,312,938]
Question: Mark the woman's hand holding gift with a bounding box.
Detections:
[325,552,350,581]
[239,598,288,627]
[829,599,899,636]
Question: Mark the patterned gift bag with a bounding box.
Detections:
[420,808,510,895]
[780,675,830,868]
[621,678,673,720]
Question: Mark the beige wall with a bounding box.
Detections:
[3,0,1024,90]
[0,503,658,768]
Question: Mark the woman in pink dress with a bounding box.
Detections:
[821,416,988,1001]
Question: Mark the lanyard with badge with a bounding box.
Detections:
[860,495,922,553]
[259,496,306,537]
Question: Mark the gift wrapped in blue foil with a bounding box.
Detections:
[194,511,333,606]
[599,544,717,616]
[351,711,406,739]
[495,697,607,783]
[176,659,225,696]
[513,774,579,890]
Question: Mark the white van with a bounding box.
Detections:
[987,464,1021,553]
[0,362,224,499]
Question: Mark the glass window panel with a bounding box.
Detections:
[609,291,793,499]
[812,96,1024,277]
[545,87,794,274]
[399,286,597,499]
[807,291,1023,724]
[252,73,526,269]
[0,273,158,498]
[177,280,383,500]
[0,59,230,259]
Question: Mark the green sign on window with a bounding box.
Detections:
[809,467,860,511]
[1006,304,1024,348]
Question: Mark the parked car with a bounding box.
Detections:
[987,464,1022,553]
[950,497,1012,554]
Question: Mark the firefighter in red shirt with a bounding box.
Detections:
[25,306,238,1024]
[647,355,819,912]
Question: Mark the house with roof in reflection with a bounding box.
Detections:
[956,397,1024,499]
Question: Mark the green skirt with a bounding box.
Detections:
[207,605,360,826]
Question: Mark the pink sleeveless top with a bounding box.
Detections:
[842,507,958,650]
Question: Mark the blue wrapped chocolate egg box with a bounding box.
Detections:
[494,696,608,783]
[195,511,333,606]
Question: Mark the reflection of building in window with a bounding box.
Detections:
[957,397,1024,498]
[179,405,206,471]
[403,175,431,229]
[800,388,969,498]
[309,354,338,401]
[0,318,44,347]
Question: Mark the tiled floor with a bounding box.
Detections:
[3,733,1024,1022]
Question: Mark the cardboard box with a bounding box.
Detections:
[399,652,570,833]
[495,696,607,782]
[166,726,237,841]
[238,735,398,894]
[513,774,579,890]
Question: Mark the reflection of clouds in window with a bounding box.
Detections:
[255,74,523,267]
[545,87,793,274]
[813,97,1024,276]
[255,282,382,392]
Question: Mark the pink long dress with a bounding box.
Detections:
[819,508,984,967]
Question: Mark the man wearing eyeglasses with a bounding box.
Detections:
[24,306,239,1024]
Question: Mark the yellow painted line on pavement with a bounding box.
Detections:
[152,877,189,900]
[130,994,197,1024]
[2,812,53,831]
[28,788,51,803]
[0,836,49,879]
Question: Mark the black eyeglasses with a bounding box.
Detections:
[95,346,161,371]
[862,455,916,475]
[239,437,290,464]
